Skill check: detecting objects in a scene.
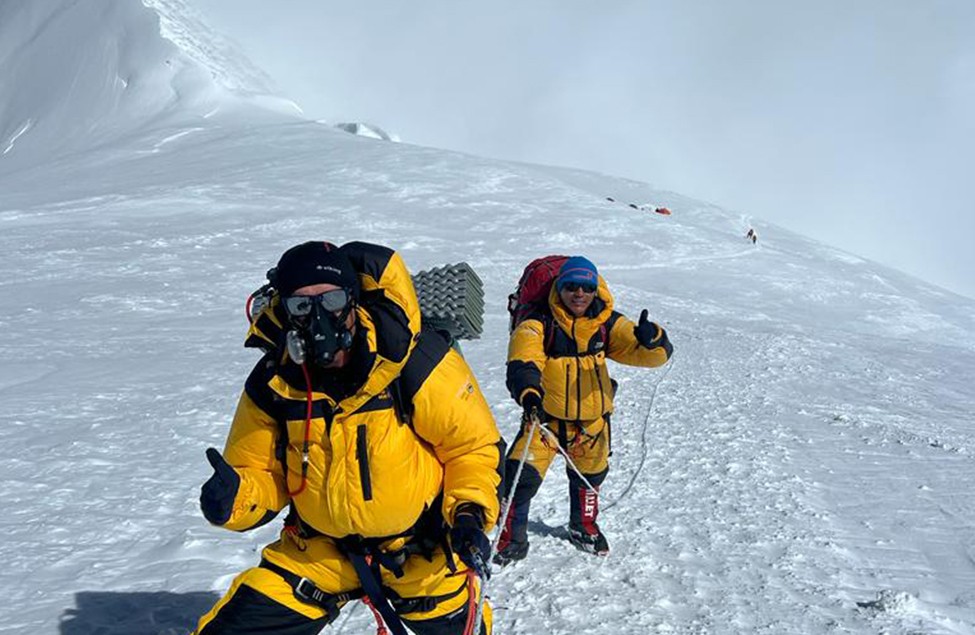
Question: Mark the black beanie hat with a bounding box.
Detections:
[271,241,360,297]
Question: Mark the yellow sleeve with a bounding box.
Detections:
[410,349,504,529]
[218,369,290,532]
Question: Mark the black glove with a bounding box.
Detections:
[521,391,543,424]
[634,309,661,348]
[200,448,241,526]
[450,504,491,579]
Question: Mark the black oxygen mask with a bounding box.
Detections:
[283,289,355,367]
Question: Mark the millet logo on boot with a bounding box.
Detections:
[582,490,597,519]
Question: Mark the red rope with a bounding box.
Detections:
[287,362,314,496]
[361,597,389,635]
[462,571,479,635]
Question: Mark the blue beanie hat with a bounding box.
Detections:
[557,256,598,290]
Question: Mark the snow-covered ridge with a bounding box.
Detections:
[143,0,275,96]
[0,0,296,171]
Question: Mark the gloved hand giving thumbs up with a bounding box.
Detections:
[200,448,240,526]
[634,309,662,349]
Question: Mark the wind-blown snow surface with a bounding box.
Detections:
[2,3,975,635]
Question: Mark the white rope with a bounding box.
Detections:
[603,357,675,511]
[472,413,540,633]
[330,594,358,633]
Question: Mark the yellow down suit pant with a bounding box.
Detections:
[193,528,492,635]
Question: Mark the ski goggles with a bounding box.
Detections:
[282,288,352,318]
[560,281,597,294]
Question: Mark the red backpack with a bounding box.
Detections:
[507,255,569,332]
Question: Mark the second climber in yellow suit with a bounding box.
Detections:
[496,256,672,563]
[192,241,504,635]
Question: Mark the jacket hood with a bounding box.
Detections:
[548,275,614,345]
[245,242,421,413]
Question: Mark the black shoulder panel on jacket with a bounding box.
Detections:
[396,327,451,417]
[361,289,413,363]
[341,241,395,284]
[244,303,288,353]
[244,355,282,419]
[342,241,413,363]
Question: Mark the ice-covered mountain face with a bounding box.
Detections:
[2,2,975,635]
[0,0,296,173]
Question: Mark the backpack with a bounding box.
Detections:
[506,255,568,332]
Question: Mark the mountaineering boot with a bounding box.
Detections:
[494,539,529,566]
[493,500,530,567]
[567,522,610,556]
[568,481,609,556]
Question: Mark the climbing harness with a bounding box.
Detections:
[537,424,599,493]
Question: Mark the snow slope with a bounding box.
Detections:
[1,2,974,634]
[0,0,296,172]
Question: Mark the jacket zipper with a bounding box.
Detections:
[564,364,570,419]
[572,319,582,421]
[594,356,606,414]
[576,356,582,421]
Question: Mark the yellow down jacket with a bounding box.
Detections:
[219,242,503,539]
[507,276,672,422]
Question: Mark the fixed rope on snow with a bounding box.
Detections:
[603,356,676,511]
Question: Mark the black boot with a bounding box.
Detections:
[494,539,530,565]
[494,457,543,567]
[493,499,530,566]
[567,522,609,556]
[567,478,609,556]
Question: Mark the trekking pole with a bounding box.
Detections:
[471,412,541,634]
[536,424,599,492]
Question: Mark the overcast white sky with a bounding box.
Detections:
[195,0,975,299]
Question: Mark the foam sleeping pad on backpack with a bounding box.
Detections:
[412,262,484,341]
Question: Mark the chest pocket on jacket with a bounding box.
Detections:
[344,391,398,503]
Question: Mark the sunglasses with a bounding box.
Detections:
[283,289,352,318]
[560,282,597,294]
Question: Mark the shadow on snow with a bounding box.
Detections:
[61,590,219,635]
